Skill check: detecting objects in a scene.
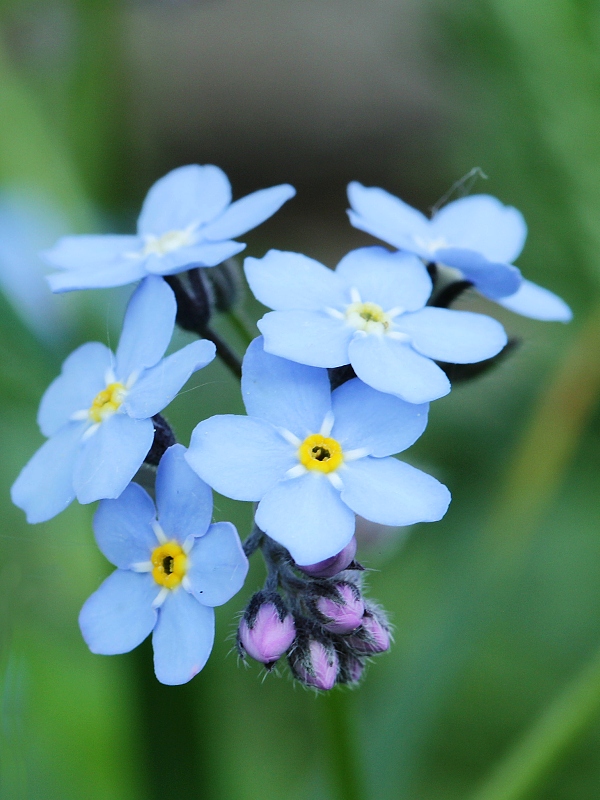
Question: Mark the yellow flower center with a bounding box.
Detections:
[345,301,393,334]
[88,382,126,423]
[143,229,195,257]
[151,541,188,589]
[298,434,344,473]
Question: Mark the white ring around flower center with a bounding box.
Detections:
[142,226,197,257]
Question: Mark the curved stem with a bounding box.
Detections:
[201,326,242,379]
[469,643,600,800]
[227,308,256,348]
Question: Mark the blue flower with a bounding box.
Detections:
[245,246,508,404]
[11,276,215,523]
[79,445,248,685]
[347,182,572,322]
[45,165,296,292]
[185,337,450,566]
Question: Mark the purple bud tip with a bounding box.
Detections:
[350,612,391,654]
[239,604,296,665]
[297,537,357,578]
[317,583,365,634]
[295,641,339,690]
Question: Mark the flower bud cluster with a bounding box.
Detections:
[237,534,391,690]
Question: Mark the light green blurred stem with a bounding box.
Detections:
[0,27,93,231]
[485,301,600,563]
[321,691,365,800]
[466,302,600,799]
[470,642,600,800]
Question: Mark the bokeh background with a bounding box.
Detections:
[1,1,600,798]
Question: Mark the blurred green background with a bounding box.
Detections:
[1,1,600,798]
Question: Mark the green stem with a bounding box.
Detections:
[227,308,256,348]
[320,691,365,800]
[470,643,600,800]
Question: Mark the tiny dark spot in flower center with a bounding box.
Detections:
[312,446,331,461]
[162,555,174,575]
[360,310,378,322]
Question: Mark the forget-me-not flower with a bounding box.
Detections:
[79,445,248,685]
[245,246,507,404]
[11,276,215,523]
[185,337,450,566]
[347,182,572,321]
[45,164,296,292]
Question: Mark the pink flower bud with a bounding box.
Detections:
[345,657,365,684]
[317,583,365,634]
[238,603,296,665]
[349,612,391,654]
[292,640,339,690]
[297,537,357,578]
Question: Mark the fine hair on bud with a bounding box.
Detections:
[237,591,296,667]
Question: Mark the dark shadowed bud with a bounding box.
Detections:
[297,537,357,578]
[202,259,242,312]
[238,596,296,667]
[317,582,364,634]
[338,654,366,685]
[290,639,339,690]
[348,609,391,654]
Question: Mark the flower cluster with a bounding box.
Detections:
[11,164,571,688]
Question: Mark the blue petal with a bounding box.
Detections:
[137,165,231,236]
[245,250,348,310]
[335,247,432,311]
[241,337,332,435]
[47,260,148,293]
[435,248,522,299]
[11,422,85,523]
[331,378,429,457]
[186,521,249,606]
[396,307,507,363]
[348,334,450,404]
[116,276,176,380]
[256,472,355,565]
[74,414,154,503]
[201,184,296,241]
[340,456,451,526]
[152,589,215,685]
[430,194,527,264]
[144,241,246,275]
[38,342,113,437]
[124,339,216,419]
[346,182,431,254]
[94,482,157,568]
[155,444,213,543]
[258,310,353,368]
[186,415,295,501]
[497,278,572,322]
[79,570,158,655]
[43,234,141,270]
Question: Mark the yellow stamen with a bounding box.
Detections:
[298,434,344,473]
[151,541,188,589]
[88,382,126,423]
[345,301,392,334]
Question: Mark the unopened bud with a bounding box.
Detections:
[290,640,339,690]
[238,603,296,666]
[317,583,364,634]
[339,655,365,685]
[349,611,391,654]
[297,537,357,578]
